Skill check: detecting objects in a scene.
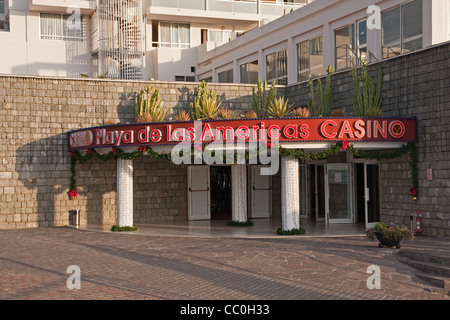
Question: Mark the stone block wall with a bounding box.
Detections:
[0,77,261,228]
[0,41,449,237]
[287,42,450,237]
[134,157,188,224]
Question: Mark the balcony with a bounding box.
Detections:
[29,0,96,14]
[147,0,314,16]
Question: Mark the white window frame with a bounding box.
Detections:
[297,35,323,82]
[158,22,191,48]
[266,49,287,85]
[39,13,84,41]
[381,0,423,59]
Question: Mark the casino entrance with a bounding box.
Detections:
[210,166,232,220]
[187,165,273,221]
[306,159,381,229]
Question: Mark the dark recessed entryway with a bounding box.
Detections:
[210,166,232,220]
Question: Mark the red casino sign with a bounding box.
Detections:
[69,117,417,150]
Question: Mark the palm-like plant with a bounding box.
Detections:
[292,107,310,118]
[175,109,191,122]
[267,96,293,118]
[218,108,236,120]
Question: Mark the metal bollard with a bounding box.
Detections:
[71,210,80,226]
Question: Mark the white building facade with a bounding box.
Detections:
[0,0,313,80]
[196,0,450,85]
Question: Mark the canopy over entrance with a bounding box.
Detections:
[69,117,417,152]
[67,117,417,234]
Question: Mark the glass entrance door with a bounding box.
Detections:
[326,163,353,224]
[309,164,326,222]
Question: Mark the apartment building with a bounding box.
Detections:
[196,0,450,85]
[0,0,313,80]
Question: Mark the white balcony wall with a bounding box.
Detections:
[0,8,92,77]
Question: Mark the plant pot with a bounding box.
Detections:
[375,232,402,248]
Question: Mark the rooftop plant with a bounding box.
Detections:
[352,62,383,117]
[251,79,277,118]
[267,96,293,118]
[134,86,167,123]
[190,81,222,120]
[308,65,334,117]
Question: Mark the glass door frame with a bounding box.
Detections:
[353,160,381,229]
[325,163,354,224]
[306,161,327,222]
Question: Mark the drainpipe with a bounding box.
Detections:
[257,0,260,14]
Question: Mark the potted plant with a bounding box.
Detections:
[366,222,414,248]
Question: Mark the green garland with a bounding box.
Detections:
[68,141,418,200]
[279,141,418,197]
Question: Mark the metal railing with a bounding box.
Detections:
[148,0,313,15]
[335,44,364,70]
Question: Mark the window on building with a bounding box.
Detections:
[175,75,195,82]
[266,49,287,85]
[240,60,258,84]
[297,36,323,82]
[382,0,423,59]
[208,30,241,43]
[40,13,83,41]
[218,69,233,83]
[0,15,7,32]
[0,0,4,14]
[200,77,213,83]
[159,22,190,48]
[335,20,367,71]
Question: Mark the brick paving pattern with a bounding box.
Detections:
[0,227,449,302]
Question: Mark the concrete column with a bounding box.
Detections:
[323,22,334,72]
[258,49,265,81]
[281,156,300,231]
[117,158,133,227]
[231,164,247,222]
[287,37,296,85]
[233,59,239,84]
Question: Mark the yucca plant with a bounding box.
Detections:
[251,79,277,118]
[134,86,168,123]
[267,96,293,118]
[292,107,310,118]
[190,81,222,120]
[352,62,383,117]
[175,109,191,122]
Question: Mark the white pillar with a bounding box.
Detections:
[231,164,247,222]
[281,156,300,231]
[117,158,134,227]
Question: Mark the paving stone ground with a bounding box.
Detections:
[0,227,448,311]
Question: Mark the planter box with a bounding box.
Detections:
[375,232,402,248]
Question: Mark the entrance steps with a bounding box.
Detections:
[397,247,450,295]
